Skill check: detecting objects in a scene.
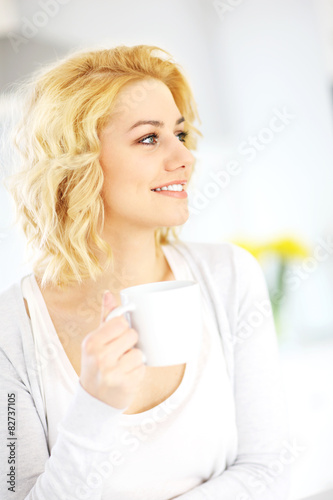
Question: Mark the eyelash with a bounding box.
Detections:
[138,131,189,146]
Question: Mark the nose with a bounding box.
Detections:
[163,136,195,172]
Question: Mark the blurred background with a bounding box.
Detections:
[1,0,333,498]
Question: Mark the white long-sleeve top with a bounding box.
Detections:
[19,242,238,499]
[0,240,290,499]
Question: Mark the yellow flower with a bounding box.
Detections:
[231,236,310,261]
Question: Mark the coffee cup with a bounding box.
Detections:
[105,280,202,367]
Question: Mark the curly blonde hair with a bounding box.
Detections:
[5,44,202,288]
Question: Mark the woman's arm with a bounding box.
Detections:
[0,353,125,500]
[172,247,291,500]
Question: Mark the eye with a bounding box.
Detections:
[139,133,159,145]
[138,131,189,146]
[177,131,189,143]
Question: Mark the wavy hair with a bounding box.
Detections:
[5,44,202,287]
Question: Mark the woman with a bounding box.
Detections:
[0,45,290,499]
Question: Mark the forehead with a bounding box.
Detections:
[110,78,179,125]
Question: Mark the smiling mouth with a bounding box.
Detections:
[151,180,187,192]
[151,184,185,192]
[150,184,188,199]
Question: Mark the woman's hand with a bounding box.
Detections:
[79,290,146,409]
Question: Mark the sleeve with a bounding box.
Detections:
[172,246,291,500]
[0,350,127,500]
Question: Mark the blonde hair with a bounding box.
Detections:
[5,44,202,288]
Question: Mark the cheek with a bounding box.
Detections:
[100,150,128,188]
[99,142,156,193]
[101,161,151,201]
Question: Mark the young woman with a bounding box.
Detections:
[0,45,290,499]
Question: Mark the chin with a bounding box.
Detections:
[162,212,190,227]
[151,204,190,228]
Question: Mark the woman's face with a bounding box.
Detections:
[99,78,195,233]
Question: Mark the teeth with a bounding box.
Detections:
[154,184,184,192]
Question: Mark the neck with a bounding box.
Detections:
[96,227,168,294]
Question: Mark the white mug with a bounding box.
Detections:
[106,280,203,367]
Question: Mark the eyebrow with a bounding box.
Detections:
[127,116,185,132]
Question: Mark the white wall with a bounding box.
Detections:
[182,0,333,244]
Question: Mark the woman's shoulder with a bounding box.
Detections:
[0,276,31,358]
[0,281,22,324]
[171,239,259,270]
[170,239,266,297]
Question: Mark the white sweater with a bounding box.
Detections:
[0,240,290,499]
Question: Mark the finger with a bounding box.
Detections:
[100,328,139,366]
[83,316,128,356]
[100,290,118,324]
[117,348,145,373]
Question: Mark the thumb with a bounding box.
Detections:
[100,290,119,324]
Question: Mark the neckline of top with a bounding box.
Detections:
[23,242,199,422]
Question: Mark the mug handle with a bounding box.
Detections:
[105,302,136,322]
